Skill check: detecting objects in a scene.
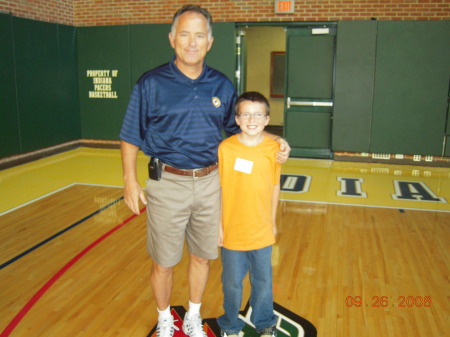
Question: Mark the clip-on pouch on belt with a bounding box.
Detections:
[149,157,162,181]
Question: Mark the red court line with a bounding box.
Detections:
[0,207,146,337]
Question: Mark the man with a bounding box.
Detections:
[120,5,290,337]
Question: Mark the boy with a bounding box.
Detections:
[217,92,281,337]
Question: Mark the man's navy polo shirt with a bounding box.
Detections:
[120,57,240,169]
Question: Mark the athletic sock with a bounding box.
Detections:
[157,305,172,321]
[186,301,201,319]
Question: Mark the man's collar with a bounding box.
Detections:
[170,56,208,83]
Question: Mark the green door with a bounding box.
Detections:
[284,25,336,158]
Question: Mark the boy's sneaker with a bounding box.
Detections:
[156,316,179,337]
[260,326,277,337]
[221,331,240,337]
[182,313,207,337]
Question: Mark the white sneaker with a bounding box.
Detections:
[156,316,179,337]
[182,313,207,337]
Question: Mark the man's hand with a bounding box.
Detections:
[276,137,291,164]
[121,140,146,215]
[124,178,147,215]
[218,225,224,247]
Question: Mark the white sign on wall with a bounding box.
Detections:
[86,69,119,99]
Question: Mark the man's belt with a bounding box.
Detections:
[163,163,218,178]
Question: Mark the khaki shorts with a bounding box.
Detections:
[145,168,220,267]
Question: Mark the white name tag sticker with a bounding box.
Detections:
[234,158,253,174]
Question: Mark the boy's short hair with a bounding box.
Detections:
[171,4,213,39]
[235,91,270,116]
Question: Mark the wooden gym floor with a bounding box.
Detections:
[0,147,448,337]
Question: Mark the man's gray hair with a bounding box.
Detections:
[171,4,213,39]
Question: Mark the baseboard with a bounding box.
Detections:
[2,140,449,171]
[0,139,120,171]
[334,152,450,168]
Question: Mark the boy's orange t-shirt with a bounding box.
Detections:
[218,135,281,251]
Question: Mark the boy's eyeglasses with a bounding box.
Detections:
[238,113,267,120]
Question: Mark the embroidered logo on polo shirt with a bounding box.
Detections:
[212,97,221,108]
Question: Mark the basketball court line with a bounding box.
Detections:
[1,148,448,214]
[2,177,448,219]
[0,201,145,337]
[0,182,123,216]
[1,180,447,336]
[278,198,450,213]
[0,194,124,270]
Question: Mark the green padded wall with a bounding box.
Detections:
[56,24,81,144]
[371,21,450,156]
[77,25,132,140]
[2,16,448,159]
[446,87,450,156]
[0,13,20,158]
[14,17,59,152]
[129,24,173,84]
[205,22,236,82]
[1,15,80,157]
[333,21,377,152]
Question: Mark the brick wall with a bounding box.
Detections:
[0,0,449,26]
[0,0,75,25]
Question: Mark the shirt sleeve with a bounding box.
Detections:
[119,83,148,147]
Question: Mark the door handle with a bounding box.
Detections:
[287,97,333,108]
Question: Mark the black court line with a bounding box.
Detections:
[0,196,124,270]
